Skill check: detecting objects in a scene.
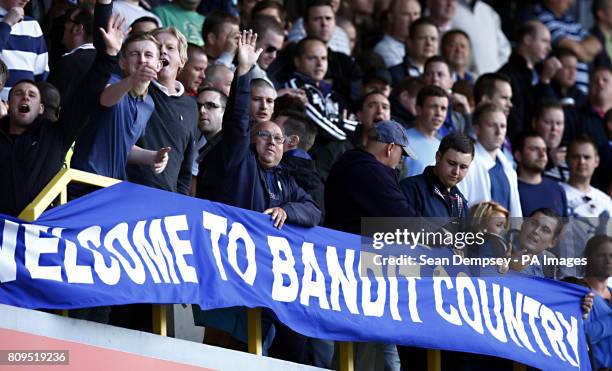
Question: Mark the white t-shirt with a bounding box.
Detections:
[561,183,612,218]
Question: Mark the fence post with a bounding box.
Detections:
[427,349,441,371]
[152,305,167,336]
[248,308,262,355]
[339,342,354,371]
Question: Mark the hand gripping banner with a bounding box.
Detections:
[0,182,591,370]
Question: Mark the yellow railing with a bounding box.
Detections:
[17,168,451,371]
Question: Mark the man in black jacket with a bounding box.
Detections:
[194,30,320,353]
[199,29,321,229]
[48,4,96,105]
[498,20,559,140]
[325,119,418,235]
[126,27,198,195]
[0,0,116,217]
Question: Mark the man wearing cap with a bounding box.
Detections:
[324,118,415,371]
[324,119,418,234]
[400,132,474,218]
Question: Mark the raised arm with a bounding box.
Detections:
[58,0,119,145]
[221,30,262,168]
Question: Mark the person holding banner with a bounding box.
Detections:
[582,235,612,371]
[195,28,321,353]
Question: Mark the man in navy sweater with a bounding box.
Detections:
[514,131,568,217]
[126,27,198,195]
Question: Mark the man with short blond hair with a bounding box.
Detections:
[127,27,198,195]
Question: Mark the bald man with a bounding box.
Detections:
[196,30,320,229]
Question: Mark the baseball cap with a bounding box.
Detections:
[368,120,417,159]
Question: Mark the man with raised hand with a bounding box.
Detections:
[207,29,320,228]
[71,24,171,181]
[194,29,320,353]
[126,27,198,195]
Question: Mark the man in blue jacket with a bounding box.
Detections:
[194,29,321,354]
[400,132,474,218]
[199,29,321,229]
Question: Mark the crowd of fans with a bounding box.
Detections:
[0,0,610,369]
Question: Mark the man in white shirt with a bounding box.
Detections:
[558,135,611,278]
[457,102,522,217]
[562,136,612,218]
[374,0,421,67]
[451,0,510,74]
[112,0,161,32]
[287,0,351,56]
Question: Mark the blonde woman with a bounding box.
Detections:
[468,201,511,273]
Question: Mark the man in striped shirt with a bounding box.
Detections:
[0,0,49,100]
[531,0,602,94]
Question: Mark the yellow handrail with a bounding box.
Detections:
[18,168,121,222]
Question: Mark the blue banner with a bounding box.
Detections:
[0,182,591,371]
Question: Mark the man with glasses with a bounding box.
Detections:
[192,86,226,195]
[249,15,284,82]
[194,30,320,354]
[198,29,320,229]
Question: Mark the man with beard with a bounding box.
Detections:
[126,27,198,195]
[514,131,568,217]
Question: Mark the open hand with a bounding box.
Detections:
[100,13,129,56]
[264,207,287,229]
[152,147,171,174]
[236,29,263,76]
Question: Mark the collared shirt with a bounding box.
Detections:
[285,148,312,160]
[374,34,405,68]
[488,157,511,210]
[152,79,185,97]
[62,43,95,57]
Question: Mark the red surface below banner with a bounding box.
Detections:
[0,328,217,371]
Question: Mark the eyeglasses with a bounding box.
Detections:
[197,101,223,110]
[265,46,279,53]
[255,130,285,145]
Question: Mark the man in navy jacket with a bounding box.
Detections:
[199,29,320,229]
[400,132,474,218]
[325,119,418,235]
